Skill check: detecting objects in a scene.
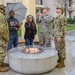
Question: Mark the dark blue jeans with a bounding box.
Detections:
[8,35,18,51]
[25,38,34,46]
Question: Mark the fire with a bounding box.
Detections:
[22,48,42,54]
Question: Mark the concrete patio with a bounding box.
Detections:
[0,31,75,75]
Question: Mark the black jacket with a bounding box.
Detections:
[7,17,19,36]
[24,22,37,39]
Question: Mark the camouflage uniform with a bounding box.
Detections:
[37,13,53,47]
[53,14,67,60]
[0,9,9,65]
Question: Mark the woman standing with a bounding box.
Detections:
[24,15,37,46]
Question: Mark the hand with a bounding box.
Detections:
[10,22,13,26]
[38,13,43,17]
[57,37,61,42]
[15,28,19,31]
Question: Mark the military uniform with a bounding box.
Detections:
[0,6,9,67]
[53,14,67,61]
[37,13,53,47]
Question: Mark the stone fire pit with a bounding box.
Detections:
[8,45,58,74]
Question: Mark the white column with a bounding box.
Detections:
[4,0,6,6]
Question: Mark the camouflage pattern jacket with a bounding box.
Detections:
[53,14,67,38]
[37,13,53,33]
[0,10,9,44]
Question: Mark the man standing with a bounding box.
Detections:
[37,6,53,47]
[7,10,19,50]
[53,7,67,68]
[0,5,9,72]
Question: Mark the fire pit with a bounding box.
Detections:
[8,45,58,74]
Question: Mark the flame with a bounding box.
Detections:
[23,48,41,54]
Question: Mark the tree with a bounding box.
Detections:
[55,0,75,17]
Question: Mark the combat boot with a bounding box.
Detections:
[57,59,61,63]
[1,63,9,67]
[0,67,9,72]
[56,60,65,68]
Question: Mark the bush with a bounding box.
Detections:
[72,18,75,24]
[67,18,75,24]
[67,18,73,24]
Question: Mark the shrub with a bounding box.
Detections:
[67,18,75,24]
[72,18,75,24]
[67,18,73,24]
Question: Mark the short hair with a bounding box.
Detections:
[9,10,14,14]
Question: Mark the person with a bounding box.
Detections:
[0,5,9,72]
[24,15,37,46]
[7,10,20,50]
[36,6,53,47]
[53,7,67,68]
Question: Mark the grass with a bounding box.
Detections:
[38,24,75,33]
[66,24,75,31]
[18,24,75,36]
[38,25,41,34]
[18,27,22,36]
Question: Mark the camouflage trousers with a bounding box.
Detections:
[39,32,51,47]
[54,37,66,60]
[0,40,7,65]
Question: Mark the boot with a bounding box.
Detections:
[1,63,9,67]
[57,59,61,63]
[56,60,65,68]
[0,67,9,72]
